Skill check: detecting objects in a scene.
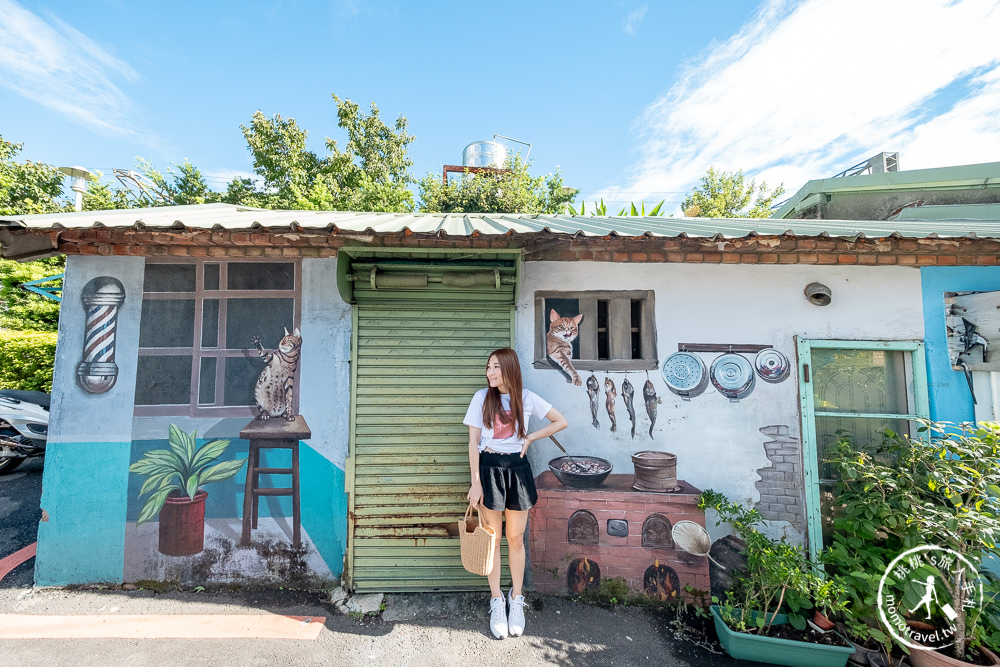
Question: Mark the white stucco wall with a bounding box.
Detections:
[517,262,924,543]
[298,257,353,468]
[50,255,145,444]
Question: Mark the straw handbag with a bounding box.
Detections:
[459,503,496,576]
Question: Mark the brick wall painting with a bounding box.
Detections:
[528,473,712,602]
[754,425,804,530]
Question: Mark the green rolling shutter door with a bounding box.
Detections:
[348,263,515,592]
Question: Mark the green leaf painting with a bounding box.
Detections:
[129,425,246,526]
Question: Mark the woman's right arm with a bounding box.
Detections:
[467,426,483,506]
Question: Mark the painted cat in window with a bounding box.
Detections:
[252,327,301,421]
[547,309,584,386]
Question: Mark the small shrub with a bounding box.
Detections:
[0,329,56,391]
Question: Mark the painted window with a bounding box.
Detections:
[135,259,301,416]
[797,339,928,560]
[533,290,657,372]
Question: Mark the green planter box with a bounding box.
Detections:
[711,605,856,667]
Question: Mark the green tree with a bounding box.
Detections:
[0,134,65,215]
[681,167,784,218]
[233,94,415,212]
[0,255,63,332]
[418,156,577,214]
[0,135,65,334]
[222,176,268,208]
[80,169,138,211]
[328,95,415,212]
[140,159,221,206]
[235,112,320,209]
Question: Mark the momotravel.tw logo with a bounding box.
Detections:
[877,545,985,651]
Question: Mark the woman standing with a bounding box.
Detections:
[463,347,568,639]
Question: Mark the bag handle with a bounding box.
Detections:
[464,502,482,527]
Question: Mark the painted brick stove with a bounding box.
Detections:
[528,472,711,601]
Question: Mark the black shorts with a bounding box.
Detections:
[480,451,538,512]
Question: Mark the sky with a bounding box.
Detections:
[1,0,999,215]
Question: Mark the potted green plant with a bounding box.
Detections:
[700,489,855,667]
[825,422,1000,666]
[811,577,842,631]
[129,424,247,556]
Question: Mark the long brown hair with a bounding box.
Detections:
[482,347,526,440]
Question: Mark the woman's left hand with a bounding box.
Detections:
[520,436,534,458]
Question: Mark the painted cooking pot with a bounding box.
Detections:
[710,353,755,400]
[661,351,708,397]
[754,348,790,383]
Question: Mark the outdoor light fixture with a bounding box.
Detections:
[58,166,96,212]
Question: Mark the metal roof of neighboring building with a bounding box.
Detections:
[773,161,1000,219]
[895,202,1000,223]
[3,202,1000,240]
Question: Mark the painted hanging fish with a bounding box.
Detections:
[586,374,600,429]
[605,377,617,433]
[622,377,636,439]
[643,379,660,439]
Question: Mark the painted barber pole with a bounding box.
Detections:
[76,276,126,394]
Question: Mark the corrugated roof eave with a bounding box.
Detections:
[4,204,1000,240]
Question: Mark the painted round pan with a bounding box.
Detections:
[710,353,755,400]
[754,348,790,383]
[661,351,708,398]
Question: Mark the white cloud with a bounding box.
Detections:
[623,5,648,35]
[0,0,153,142]
[595,0,1000,211]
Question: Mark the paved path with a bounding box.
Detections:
[0,456,781,665]
[0,586,781,666]
[0,456,42,588]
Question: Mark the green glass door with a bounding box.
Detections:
[797,340,928,559]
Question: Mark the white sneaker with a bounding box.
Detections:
[489,596,508,639]
[507,589,528,636]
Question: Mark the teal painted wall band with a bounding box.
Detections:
[126,438,347,576]
[300,444,347,576]
[35,441,132,585]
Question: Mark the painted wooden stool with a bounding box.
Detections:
[239,415,311,547]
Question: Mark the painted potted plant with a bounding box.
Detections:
[129,424,247,556]
[825,423,1000,666]
[700,489,855,667]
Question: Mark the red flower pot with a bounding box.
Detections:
[158,489,208,556]
[909,645,1000,667]
[813,610,836,631]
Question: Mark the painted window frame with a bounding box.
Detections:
[797,338,929,561]
[532,290,658,372]
[134,258,302,418]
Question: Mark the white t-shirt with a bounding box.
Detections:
[463,388,553,454]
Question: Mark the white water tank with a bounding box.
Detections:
[463,140,506,168]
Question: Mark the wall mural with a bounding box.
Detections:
[529,420,804,601]
[662,345,790,403]
[129,425,246,556]
[643,378,659,437]
[126,324,325,583]
[754,425,804,530]
[528,458,711,601]
[546,309,584,386]
[530,291,801,601]
[584,373,661,439]
[252,327,302,421]
[77,276,126,394]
